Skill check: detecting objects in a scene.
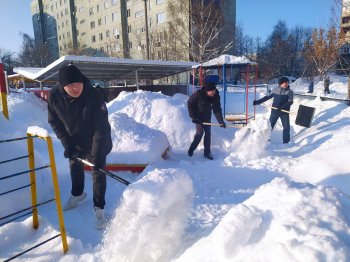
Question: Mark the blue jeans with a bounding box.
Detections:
[269,111,290,143]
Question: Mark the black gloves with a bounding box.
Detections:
[220,122,226,128]
[64,145,86,160]
[253,100,259,106]
[64,146,80,159]
[192,118,202,124]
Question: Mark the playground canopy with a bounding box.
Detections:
[14,55,198,82]
[191,54,259,125]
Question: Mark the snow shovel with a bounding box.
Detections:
[263,105,315,127]
[202,122,242,128]
[76,157,130,186]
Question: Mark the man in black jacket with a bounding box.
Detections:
[253,76,294,144]
[48,64,112,229]
[187,82,226,160]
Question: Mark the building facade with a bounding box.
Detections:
[31,0,236,62]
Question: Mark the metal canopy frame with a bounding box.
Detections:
[192,55,258,125]
[14,55,198,82]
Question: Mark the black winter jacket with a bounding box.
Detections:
[47,78,112,166]
[188,89,224,123]
[256,86,294,112]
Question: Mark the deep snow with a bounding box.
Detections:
[1,74,350,261]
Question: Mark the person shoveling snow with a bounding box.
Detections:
[253,76,294,144]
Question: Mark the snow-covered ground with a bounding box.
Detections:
[1,76,350,262]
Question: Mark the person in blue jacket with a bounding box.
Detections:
[253,76,294,144]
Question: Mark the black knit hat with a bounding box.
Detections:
[203,82,216,91]
[278,76,289,85]
[58,64,84,87]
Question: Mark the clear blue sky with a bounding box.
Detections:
[237,0,334,40]
[0,0,334,56]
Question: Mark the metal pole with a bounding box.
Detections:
[144,0,150,60]
[245,65,250,124]
[136,70,139,90]
[0,62,9,119]
[26,134,39,229]
[45,136,68,253]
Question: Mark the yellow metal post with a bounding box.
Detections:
[45,136,68,253]
[26,134,39,229]
[0,62,9,119]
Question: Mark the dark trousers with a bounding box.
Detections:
[189,124,211,155]
[69,158,106,208]
[269,111,290,143]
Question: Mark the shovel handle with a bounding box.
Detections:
[270,106,290,114]
[202,122,242,128]
[76,157,130,186]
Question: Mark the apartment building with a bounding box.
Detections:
[31,0,235,62]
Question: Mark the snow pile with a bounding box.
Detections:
[0,114,53,219]
[226,116,271,162]
[27,126,49,137]
[201,55,255,67]
[107,90,233,151]
[175,177,350,262]
[107,91,190,149]
[6,92,51,137]
[108,112,170,164]
[100,168,193,262]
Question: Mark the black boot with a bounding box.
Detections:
[204,153,214,160]
[188,148,194,157]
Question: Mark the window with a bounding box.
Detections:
[127,25,131,33]
[106,30,110,38]
[156,0,165,4]
[113,28,120,38]
[156,12,165,24]
[112,12,117,21]
[96,4,100,12]
[79,7,84,13]
[65,8,68,15]
[80,19,86,24]
[104,1,109,9]
[127,9,130,17]
[99,33,103,41]
[98,18,102,26]
[129,41,132,49]
[104,15,109,24]
[92,35,96,42]
[89,7,94,15]
[111,0,117,5]
[90,21,95,29]
[135,10,144,18]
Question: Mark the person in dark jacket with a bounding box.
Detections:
[187,82,226,160]
[324,76,330,94]
[253,76,294,144]
[307,78,314,94]
[47,64,112,229]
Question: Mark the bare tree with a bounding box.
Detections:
[17,33,51,67]
[167,0,232,63]
[303,26,344,78]
[0,48,16,74]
